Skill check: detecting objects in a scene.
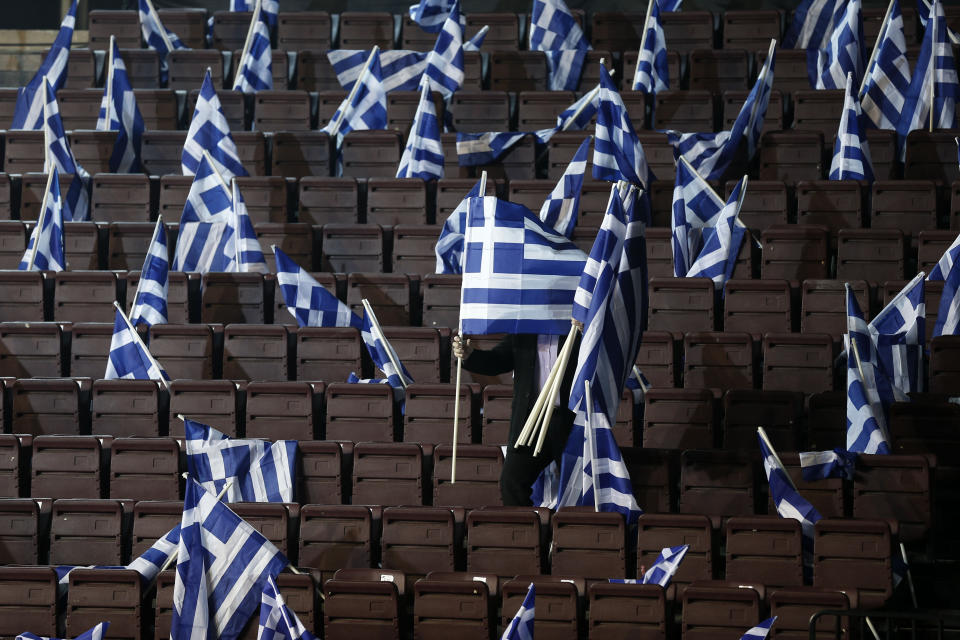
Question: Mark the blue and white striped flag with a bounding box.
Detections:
[529,0,592,92]
[927,230,959,281]
[361,306,415,389]
[139,0,188,86]
[456,132,528,166]
[740,617,778,640]
[420,0,466,100]
[259,576,318,640]
[860,0,911,130]
[661,0,682,10]
[933,260,960,337]
[409,0,456,33]
[799,448,857,480]
[870,272,925,394]
[846,283,894,455]
[18,167,65,272]
[501,583,534,640]
[686,176,747,290]
[435,180,481,274]
[233,1,273,93]
[10,0,76,130]
[105,308,171,382]
[328,50,428,94]
[129,216,169,327]
[97,39,145,174]
[632,0,669,93]
[224,180,269,273]
[172,154,234,273]
[127,525,180,585]
[554,87,602,133]
[784,0,839,49]
[274,246,362,328]
[594,62,651,188]
[232,0,278,29]
[43,79,90,222]
[539,135,590,239]
[460,195,587,335]
[666,42,776,181]
[895,0,959,160]
[671,157,724,278]
[917,0,960,44]
[808,0,867,89]
[17,623,109,640]
[172,478,289,640]
[830,72,874,181]
[758,429,822,572]
[183,70,249,181]
[397,84,445,179]
[641,545,688,587]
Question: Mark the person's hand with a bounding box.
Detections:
[572,319,584,332]
[453,334,473,360]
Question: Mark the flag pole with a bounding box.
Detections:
[129,214,164,316]
[561,58,608,132]
[233,0,262,91]
[106,36,116,120]
[929,2,936,132]
[112,301,171,390]
[584,379,599,511]
[201,148,232,193]
[900,542,918,608]
[328,46,380,137]
[757,426,800,493]
[143,0,175,55]
[632,365,649,393]
[859,0,895,95]
[532,322,579,456]
[635,0,656,87]
[27,169,56,272]
[361,298,408,389]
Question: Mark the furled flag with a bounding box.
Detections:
[459,195,587,336]
[97,38,145,174]
[594,62,652,188]
[224,180,269,273]
[17,623,109,640]
[184,418,297,503]
[43,79,90,222]
[360,305,415,389]
[895,0,959,160]
[685,176,748,291]
[830,72,874,181]
[671,157,724,278]
[933,259,960,337]
[171,479,289,640]
[529,0,592,92]
[784,0,839,49]
[870,272,925,395]
[126,525,181,585]
[172,153,234,273]
[10,0,76,130]
[799,448,858,481]
[860,0,911,130]
[740,617,778,640]
[183,70,249,180]
[632,0,669,94]
[665,41,776,181]
[501,583,535,640]
[420,0,466,101]
[231,0,278,29]
[233,0,274,93]
[259,576,318,640]
[640,545,688,587]
[846,283,894,455]
[128,216,169,327]
[435,180,482,274]
[105,308,171,382]
[539,136,591,239]
[139,0,188,86]
[808,0,867,89]
[917,0,960,44]
[274,247,362,328]
[18,167,65,272]
[397,84,445,180]
[321,49,388,175]
[328,50,428,94]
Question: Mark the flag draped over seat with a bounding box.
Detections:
[640,545,689,587]
[360,307,415,389]
[529,0,592,92]
[126,525,181,585]
[258,576,318,640]
[43,79,90,222]
[129,217,170,327]
[860,0,911,130]
[830,72,874,181]
[739,617,778,640]
[807,0,866,89]
[397,84,445,180]
[594,62,652,188]
[97,38,145,174]
[501,583,535,640]
[632,0,669,94]
[233,0,274,93]
[139,0,188,86]
[17,623,109,640]
[685,177,748,291]
[18,167,65,272]
[105,308,171,381]
[784,0,839,49]
[183,70,249,181]
[274,247,363,328]
[926,230,959,282]
[172,154,234,273]
[799,448,858,480]
[538,136,591,239]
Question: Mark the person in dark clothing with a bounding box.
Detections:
[453,329,580,506]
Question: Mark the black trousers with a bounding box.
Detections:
[500,410,574,506]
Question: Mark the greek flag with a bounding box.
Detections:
[871,272,925,394]
[501,583,534,640]
[172,153,234,273]
[321,49,388,175]
[97,39,145,174]
[397,84,444,180]
[17,623,109,640]
[139,0,187,86]
[799,448,857,480]
[329,50,428,94]
[594,62,652,188]
[686,176,748,290]
[808,0,866,89]
[933,260,960,337]
[232,0,278,29]
[758,429,822,572]
[184,419,297,504]
[846,283,894,455]
[129,216,169,327]
[632,0,669,93]
[18,167,65,272]
[917,0,960,44]
[460,195,588,336]
[233,1,273,93]
[554,87,602,132]
[223,181,269,273]
[274,246,361,328]
[105,308,171,382]
[740,618,778,640]
[456,132,529,166]
[361,307,414,389]
[259,576,318,640]
[43,79,90,222]
[666,42,776,181]
[927,230,959,281]
[895,0,959,160]
[127,524,181,585]
[860,0,911,130]
[529,0,592,92]
[172,479,289,640]
[661,0,682,9]
[641,545,688,587]
[409,0,456,33]
[539,136,590,239]
[830,72,874,181]
[784,0,839,49]
[421,0,466,100]
[671,157,724,278]
[183,70,249,181]
[10,0,76,130]
[435,180,480,274]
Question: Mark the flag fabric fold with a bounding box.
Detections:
[830,72,874,181]
[274,247,363,328]
[224,180,269,273]
[640,544,688,587]
[17,623,109,640]
[183,70,249,181]
[420,0,466,100]
[529,0,592,92]
[328,50,428,94]
[397,84,445,180]
[685,176,748,291]
[233,1,274,93]
[869,272,925,396]
[172,154,234,273]
[231,0,278,29]
[632,0,669,94]
[321,50,388,175]
[594,62,652,188]
[360,307,415,389]
[807,0,867,89]
[129,217,169,327]
[105,308,170,381]
[740,617,778,640]
[258,575,318,640]
[846,283,894,455]
[860,0,912,130]
[97,39,145,173]
[784,0,838,49]
[43,79,90,222]
[501,583,535,640]
[933,259,960,337]
[539,136,591,239]
[799,448,858,480]
[139,0,188,86]
[18,167,65,272]
[435,180,481,274]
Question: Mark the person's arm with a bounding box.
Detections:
[454,334,515,376]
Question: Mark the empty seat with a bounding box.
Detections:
[352,442,423,506]
[801,279,869,340]
[133,89,178,129]
[298,177,357,224]
[918,230,960,273]
[929,335,960,394]
[551,508,627,582]
[299,440,347,505]
[836,229,904,283]
[682,582,762,640]
[296,326,362,382]
[231,131,267,176]
[762,333,835,394]
[393,225,441,276]
[92,380,166,438]
[321,224,384,272]
[653,91,715,132]
[467,508,542,580]
[342,131,403,179]
[167,50,224,90]
[233,177,287,224]
[295,51,341,92]
[0,270,45,324]
[109,437,179,501]
[761,225,830,281]
[210,10,251,50]
[643,388,715,450]
[253,90,311,131]
[433,444,502,508]
[517,92,577,131]
[637,513,714,588]
[871,181,940,236]
[277,11,332,52]
[154,8,207,49]
[66,130,116,175]
[904,130,960,184]
[201,273,266,324]
[66,568,141,640]
[245,382,317,441]
[722,11,781,49]
[0,322,62,377]
[68,322,115,379]
[622,448,676,514]
[865,129,897,180]
[683,332,754,393]
[88,10,140,47]
[481,384,513,446]
[299,505,373,584]
[366,178,428,226]
[489,51,549,92]
[413,573,495,640]
[725,516,803,588]
[0,567,58,638]
[325,382,395,442]
[403,383,474,445]
[52,271,116,322]
[50,499,123,565]
[722,389,804,451]
[0,498,39,563]
[338,12,394,48]
[222,324,289,382]
[588,582,667,640]
[3,130,45,174]
[12,378,84,436]
[793,90,846,137]
[727,180,788,232]
[807,392,847,451]
[386,90,433,135]
[502,577,580,640]
[689,49,750,92]
[346,273,412,326]
[796,180,862,231]
[769,587,850,640]
[118,49,160,89]
[56,88,104,132]
[0,434,24,498]
[108,222,163,271]
[325,570,402,640]
[759,131,824,184]
[853,454,931,544]
[61,221,101,271]
[169,380,240,437]
[680,450,756,526]
[637,133,677,181]
[449,91,511,132]
[465,12,519,49]
[634,331,676,388]
[0,220,25,269]
[421,273,461,330]
[381,326,443,383]
[648,277,715,334]
[723,89,784,133]
[724,279,792,336]
[141,131,188,176]
[381,507,457,578]
[91,174,151,223]
[591,12,644,52]
[813,519,893,609]
[662,11,715,52]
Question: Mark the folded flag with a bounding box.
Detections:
[274,246,362,328]
[632,0,669,94]
[233,0,274,93]
[96,38,145,174]
[224,180,269,273]
[435,179,482,274]
[105,307,170,382]
[740,617,778,640]
[594,61,652,188]
[640,545,688,587]
[685,176,748,291]
[183,70,249,181]
[329,49,428,94]
[933,259,960,337]
[259,575,318,640]
[846,283,894,455]
[420,0,466,100]
[529,0,592,92]
[18,167,65,272]
[799,448,858,480]
[501,583,534,640]
[139,0,188,86]
[397,84,445,180]
[172,153,234,273]
[808,0,867,89]
[784,0,839,49]
[43,79,90,222]
[860,0,912,130]
[360,305,415,389]
[539,136,591,239]
[128,216,169,327]
[830,72,874,181]
[17,623,109,640]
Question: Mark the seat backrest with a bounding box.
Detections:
[338,11,394,48]
[792,90,846,137]
[299,505,373,586]
[61,222,101,271]
[852,454,931,544]
[352,442,423,507]
[133,89,178,129]
[296,325,362,382]
[679,450,757,524]
[108,222,161,270]
[588,582,666,640]
[762,332,835,394]
[480,384,513,446]
[91,174,152,223]
[222,324,289,382]
[66,568,142,640]
[796,180,862,232]
[807,391,847,451]
[366,178,429,226]
[517,91,577,131]
[591,12,644,52]
[0,219,24,270]
[725,516,804,588]
[466,508,542,580]
[836,229,905,284]
[551,508,627,581]
[433,443,502,508]
[722,10,782,50]
[253,90,312,132]
[66,130,117,174]
[489,51,549,92]
[212,11,253,50]
[231,502,291,557]
[929,335,960,394]
[321,224,384,273]
[341,131,403,179]
[662,11,715,51]
[813,518,893,609]
[403,383,475,446]
[450,91,511,132]
[299,177,357,224]
[683,331,754,393]
[298,440,345,505]
[110,436,180,501]
[56,88,104,132]
[801,279,869,339]
[760,225,830,282]
[50,499,123,565]
[346,274,412,327]
[131,500,184,558]
[127,271,190,325]
[393,224,442,276]
[234,177,288,224]
[201,273,266,324]
[682,582,761,640]
[904,130,960,183]
[169,380,240,437]
[142,131,188,176]
[119,49,160,89]
[149,324,215,380]
[759,131,824,185]
[13,378,83,436]
[648,277,716,334]
[157,9,208,48]
[723,279,792,337]
[0,498,39,564]
[0,567,58,638]
[643,388,715,450]
[167,49,224,90]
[325,382,395,442]
[68,322,114,379]
[653,90,716,132]
[690,49,751,92]
[465,12,519,50]
[0,321,61,377]
[768,587,850,640]
[245,381,317,441]
[621,448,676,514]
[501,577,579,639]
[278,11,332,52]
[381,506,457,579]
[412,576,493,640]
[722,389,804,451]
[295,51,341,92]
[633,330,675,388]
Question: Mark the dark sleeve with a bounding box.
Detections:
[462,334,515,376]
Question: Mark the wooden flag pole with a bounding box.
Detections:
[112,301,171,389]
[143,0,176,55]
[233,0,262,91]
[929,3,936,132]
[584,379,599,511]
[329,46,380,137]
[105,36,116,119]
[532,323,579,457]
[560,57,607,132]
[859,0,895,95]
[27,168,56,272]
[129,214,163,316]
[632,365,649,393]
[757,426,799,493]
[636,0,656,71]
[361,298,408,389]
[514,358,563,447]
[900,542,918,608]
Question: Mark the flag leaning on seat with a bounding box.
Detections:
[223,180,269,273]
[435,179,482,274]
[328,50,428,94]
[868,272,925,395]
[259,575,318,640]
[97,38,145,174]
[231,0,278,29]
[799,448,858,480]
[139,0,188,86]
[128,216,169,327]
[632,0,669,94]
[927,229,960,281]
[171,479,289,640]
[43,79,90,222]
[172,153,234,273]
[539,135,591,239]
[860,0,912,130]
[182,69,249,181]
[126,524,181,585]
[671,157,726,278]
[419,0,466,101]
[17,623,109,640]
[685,176,748,292]
[845,283,894,455]
[10,0,76,130]
[274,246,363,328]
[233,0,273,93]
[18,167,65,272]
[933,259,960,336]
[807,0,867,89]
[529,0,592,92]
[784,0,839,49]
[397,83,445,180]
[360,306,415,389]
[501,583,535,640]
[594,61,652,188]
[640,545,689,587]
[105,307,171,382]
[739,617,778,640]
[829,72,874,181]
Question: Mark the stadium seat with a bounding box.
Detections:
[643,228,675,278]
[68,322,114,379]
[321,224,385,272]
[0,435,25,498]
[0,89,17,127]
[653,91,716,132]
[0,322,62,377]
[0,221,24,270]
[508,179,553,214]
[338,12,394,49]
[722,10,781,50]
[722,389,804,451]
[633,331,676,389]
[588,581,667,640]
[232,131,268,176]
[271,131,332,179]
[366,178,429,226]
[621,448,675,515]
[723,278,792,337]
[166,50,224,90]
[295,51,341,92]
[325,382,395,442]
[489,51,549,92]
[648,277,716,334]
[758,131,824,184]
[298,178,358,224]
[342,132,403,179]
[517,91,577,130]
[503,576,581,639]
[169,380,240,437]
[88,10,139,48]
[725,516,804,588]
[762,333,835,394]
[61,222,102,271]
[3,131,46,174]
[466,12,519,49]
[865,129,898,180]
[760,225,830,282]
[768,587,850,640]
[591,12,643,52]
[918,230,960,273]
[393,225,441,276]
[92,379,165,439]
[682,582,762,640]
[238,574,317,638]
[467,508,543,580]
[806,391,846,451]
[662,11,715,52]
[853,454,932,544]
[0,175,11,220]
[722,90,784,133]
[439,133,471,179]
[299,440,348,505]
[480,384,512,446]
[421,273,462,330]
[211,10,251,50]
[643,388,715,450]
[277,11,332,52]
[153,8,206,48]
[813,519,893,608]
[403,383,474,445]
[929,336,960,394]
[381,506,457,579]
[434,444,502,508]
[352,442,424,506]
[296,326,363,383]
[386,90,428,135]
[904,130,960,184]
[118,49,160,89]
[222,324,289,382]
[679,450,757,526]
[12,378,85,436]
[91,173,152,223]
[234,177,287,223]
[796,180,862,231]
[55,88,102,132]
[154,570,178,638]
[49,499,123,566]
[66,568,141,640]
[801,279,869,340]
[345,273,411,326]
[141,131,188,176]
[132,89,178,130]
[325,570,402,640]
[127,271,190,324]
[67,130,117,174]
[638,513,714,589]
[253,90,311,131]
[156,175,193,219]
[547,132,597,182]
[232,502,292,558]
[726,180,788,232]
[792,90,845,137]
[0,567,58,638]
[637,133,677,180]
[772,452,845,519]
[551,508,627,582]
[870,180,937,235]
[201,273,267,324]
[450,91,511,132]
[245,381,318,441]
[836,228,905,284]
[0,499,39,563]
[413,573,496,640]
[689,49,750,92]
